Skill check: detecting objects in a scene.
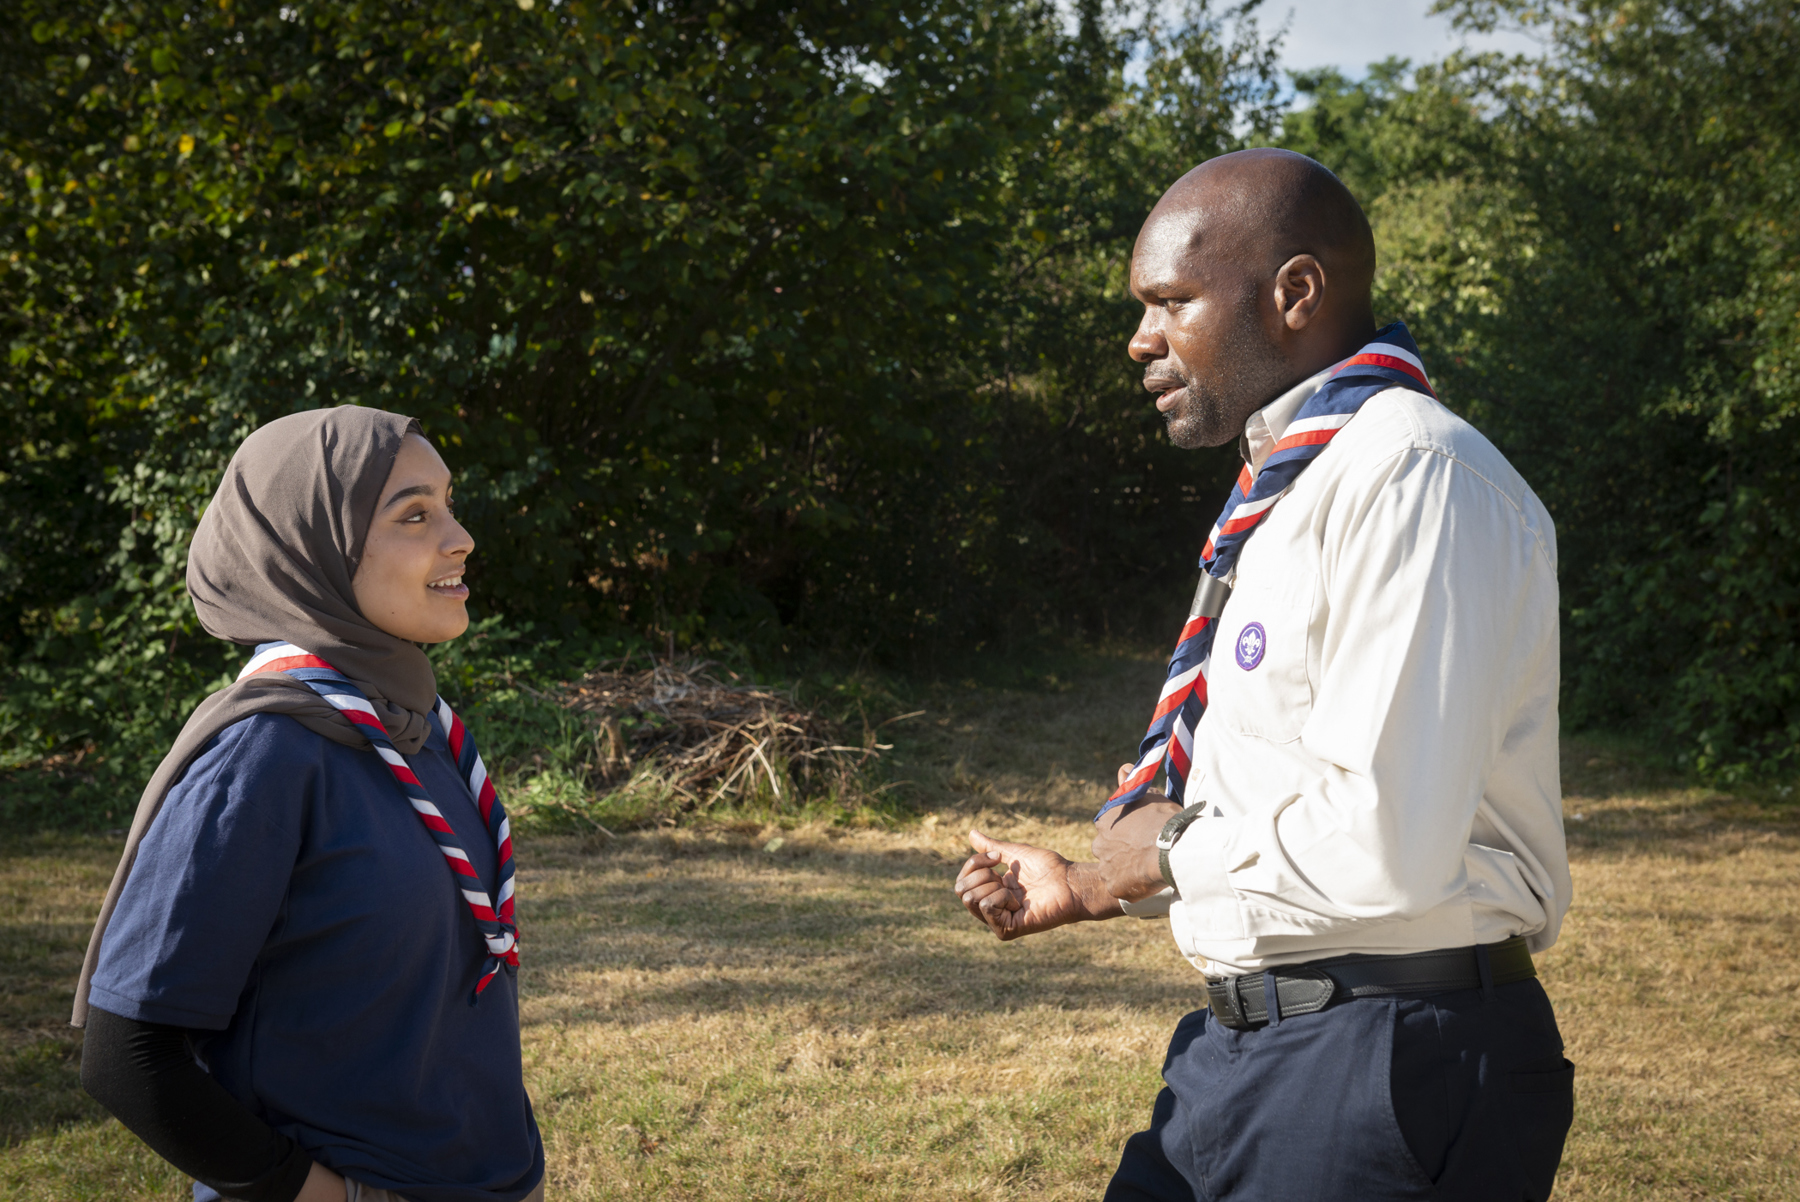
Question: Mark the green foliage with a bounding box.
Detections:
[0,0,1279,812]
[22,0,1792,803]
[1284,0,1800,776]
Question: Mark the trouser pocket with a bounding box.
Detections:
[1509,1058,1575,1201]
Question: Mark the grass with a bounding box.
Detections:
[1,651,1796,1198]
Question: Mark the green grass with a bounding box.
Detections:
[2,651,1797,1198]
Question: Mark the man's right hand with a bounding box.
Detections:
[953,829,1120,941]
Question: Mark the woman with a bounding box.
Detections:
[74,407,545,1202]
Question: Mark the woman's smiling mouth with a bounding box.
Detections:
[427,572,469,600]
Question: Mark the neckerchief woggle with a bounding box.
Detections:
[239,643,520,1001]
[1096,323,1436,822]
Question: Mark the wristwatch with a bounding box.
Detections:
[1157,806,1208,891]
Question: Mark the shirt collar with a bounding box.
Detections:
[1239,363,1338,473]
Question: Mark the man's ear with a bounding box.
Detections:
[1273,254,1327,331]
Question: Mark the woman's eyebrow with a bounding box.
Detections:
[381,483,436,510]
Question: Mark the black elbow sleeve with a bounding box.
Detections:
[81,1006,315,1202]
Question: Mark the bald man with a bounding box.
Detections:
[953,150,1573,1201]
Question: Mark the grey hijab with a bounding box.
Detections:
[73,406,436,1026]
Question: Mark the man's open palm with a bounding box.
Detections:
[962,830,1087,941]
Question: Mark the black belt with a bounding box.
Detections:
[1205,937,1536,1031]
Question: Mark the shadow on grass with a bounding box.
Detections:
[521,832,1204,1029]
[0,834,122,1147]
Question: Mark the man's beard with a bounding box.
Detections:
[1157,301,1295,450]
[1160,373,1246,450]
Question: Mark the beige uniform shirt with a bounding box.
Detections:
[1149,366,1570,977]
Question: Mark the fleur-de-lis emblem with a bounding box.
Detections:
[1235,622,1267,671]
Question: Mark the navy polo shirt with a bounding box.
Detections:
[89,712,544,1202]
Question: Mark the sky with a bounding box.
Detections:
[1261,0,1541,80]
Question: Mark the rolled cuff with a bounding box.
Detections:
[1119,886,1176,918]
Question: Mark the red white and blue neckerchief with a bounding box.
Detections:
[239,642,520,1000]
[1096,323,1435,822]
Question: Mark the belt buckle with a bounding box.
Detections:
[1210,974,1253,1030]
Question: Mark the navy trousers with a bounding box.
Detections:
[1106,978,1574,1201]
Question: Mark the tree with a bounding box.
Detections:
[0,0,1282,800]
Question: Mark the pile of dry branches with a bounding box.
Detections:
[556,656,898,810]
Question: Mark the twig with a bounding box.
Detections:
[550,799,617,839]
[747,736,782,799]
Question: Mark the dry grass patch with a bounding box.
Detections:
[518,819,1190,1200]
[1546,763,1800,1200]
[0,655,1796,1199]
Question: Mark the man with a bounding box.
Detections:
[953,149,1574,1201]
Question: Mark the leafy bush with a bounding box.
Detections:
[1,0,1277,811]
[18,0,1793,805]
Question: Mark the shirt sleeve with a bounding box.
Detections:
[81,1006,315,1202]
[87,715,316,1029]
[1168,445,1560,934]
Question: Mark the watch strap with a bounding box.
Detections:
[1156,805,1207,891]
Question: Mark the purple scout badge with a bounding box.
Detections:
[1235,622,1266,671]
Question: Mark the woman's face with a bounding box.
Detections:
[352,433,475,644]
